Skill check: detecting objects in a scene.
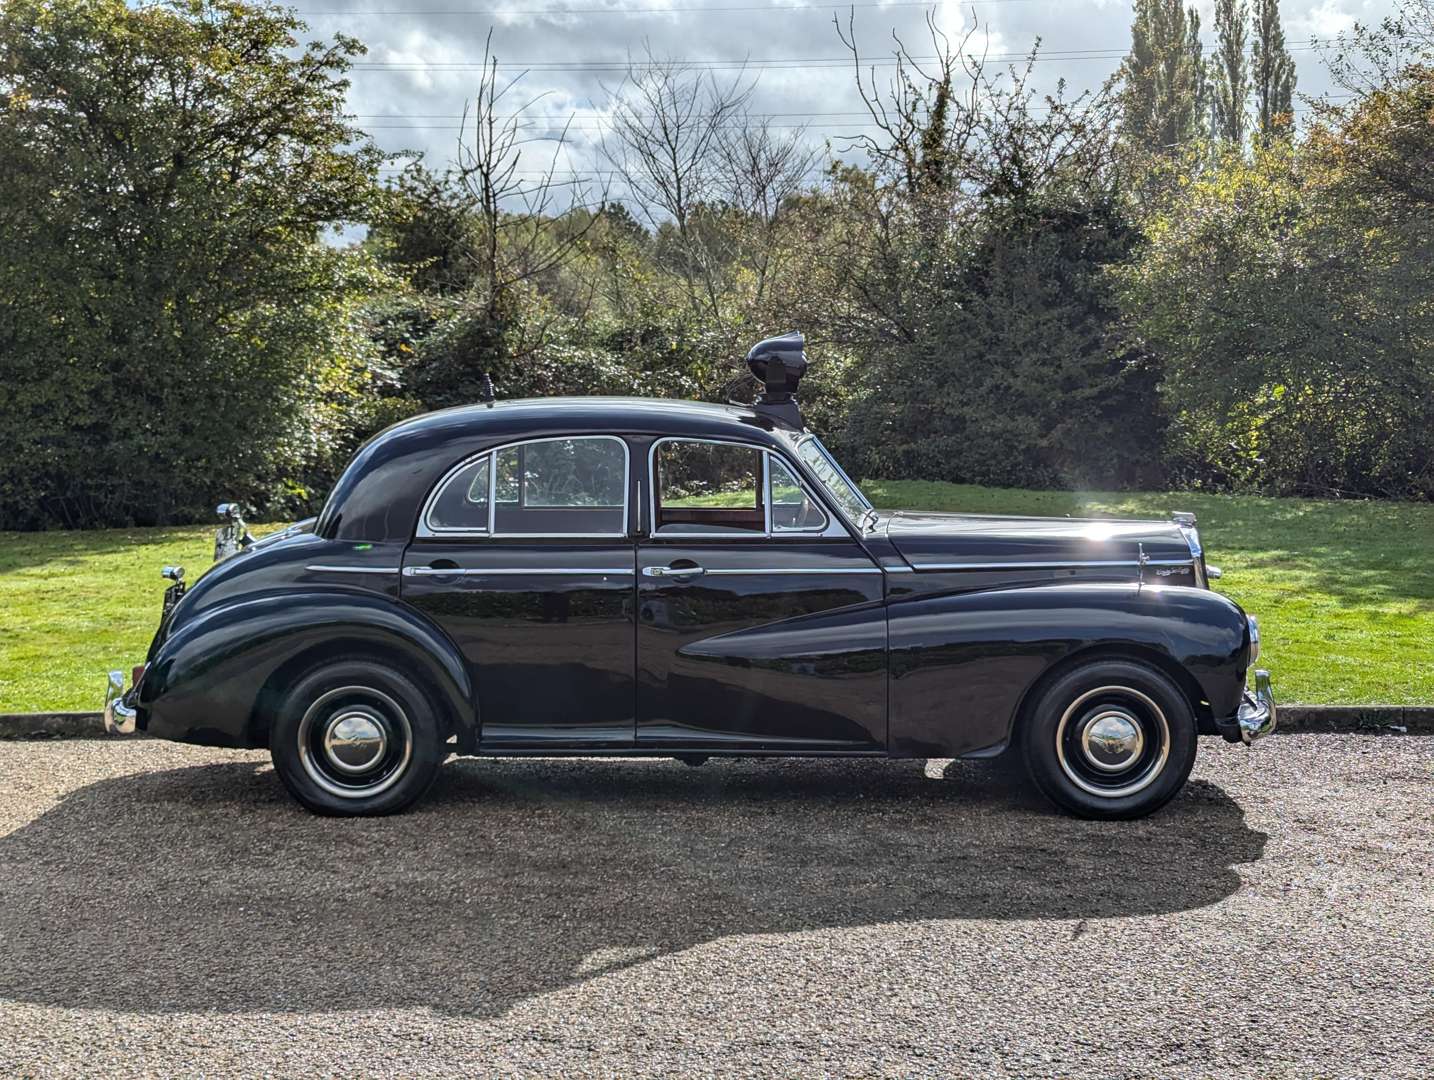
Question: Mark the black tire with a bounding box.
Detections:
[1020,659,1197,820]
[269,660,443,816]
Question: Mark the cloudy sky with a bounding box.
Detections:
[291,0,1399,201]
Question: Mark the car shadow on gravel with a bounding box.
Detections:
[0,755,1265,1018]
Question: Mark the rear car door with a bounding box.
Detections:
[400,435,637,750]
[635,437,887,752]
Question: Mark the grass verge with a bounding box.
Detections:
[2,482,1430,711]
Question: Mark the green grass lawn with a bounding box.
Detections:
[2,482,1430,711]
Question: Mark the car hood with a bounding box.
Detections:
[882,510,1193,571]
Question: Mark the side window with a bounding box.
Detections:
[424,437,628,537]
[425,454,490,532]
[493,437,627,534]
[769,455,828,533]
[653,440,764,535]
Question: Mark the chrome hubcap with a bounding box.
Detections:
[1080,711,1144,772]
[297,686,413,800]
[1055,685,1171,799]
[322,711,388,774]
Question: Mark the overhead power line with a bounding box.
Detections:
[298,0,1042,17]
[343,42,1318,72]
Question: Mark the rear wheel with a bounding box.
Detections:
[270,660,443,816]
[1021,659,1197,820]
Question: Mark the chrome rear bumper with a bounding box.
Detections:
[1235,669,1276,743]
[103,670,138,735]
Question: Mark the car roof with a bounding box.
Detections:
[386,396,783,440]
[317,396,803,542]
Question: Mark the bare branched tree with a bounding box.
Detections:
[600,47,758,320]
[836,8,985,196]
[456,30,608,334]
[714,114,819,306]
[810,9,1118,349]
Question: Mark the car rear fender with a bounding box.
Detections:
[136,588,476,751]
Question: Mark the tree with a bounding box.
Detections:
[1252,0,1297,138]
[1118,122,1434,498]
[1211,0,1250,144]
[0,0,383,527]
[600,49,754,323]
[813,20,1164,488]
[1120,0,1207,152]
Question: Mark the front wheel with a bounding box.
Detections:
[270,660,443,816]
[1021,660,1197,820]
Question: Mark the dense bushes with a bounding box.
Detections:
[0,0,384,528]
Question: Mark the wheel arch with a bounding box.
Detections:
[1007,643,1214,749]
[138,589,477,751]
[246,637,471,752]
[886,582,1248,759]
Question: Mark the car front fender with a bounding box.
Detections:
[887,582,1250,758]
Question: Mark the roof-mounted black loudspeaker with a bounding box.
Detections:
[746,331,808,430]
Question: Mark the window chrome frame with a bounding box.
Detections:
[416,434,631,540]
[647,436,846,541]
[786,433,873,530]
[766,452,832,536]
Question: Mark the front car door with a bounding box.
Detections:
[635,437,887,752]
[400,435,637,750]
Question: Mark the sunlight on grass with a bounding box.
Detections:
[2,483,1430,711]
[0,525,277,713]
[865,481,1434,707]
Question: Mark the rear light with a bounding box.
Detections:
[132,664,147,687]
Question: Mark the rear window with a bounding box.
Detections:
[424,437,629,536]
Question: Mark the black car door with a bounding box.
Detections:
[400,435,638,750]
[635,437,887,752]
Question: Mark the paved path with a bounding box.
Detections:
[0,736,1430,1078]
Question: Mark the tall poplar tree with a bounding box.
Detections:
[1211,0,1250,144]
[1252,0,1297,138]
[1120,0,1208,151]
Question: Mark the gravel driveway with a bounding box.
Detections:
[0,735,1430,1078]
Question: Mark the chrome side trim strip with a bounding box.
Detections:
[307,564,402,574]
[402,566,634,577]
[908,559,1196,571]
[697,567,882,576]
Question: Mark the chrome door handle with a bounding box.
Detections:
[643,564,705,578]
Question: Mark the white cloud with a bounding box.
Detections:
[308,0,1400,185]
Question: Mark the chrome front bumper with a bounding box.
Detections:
[1235,669,1277,743]
[103,670,138,735]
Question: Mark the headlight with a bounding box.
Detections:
[1247,615,1261,664]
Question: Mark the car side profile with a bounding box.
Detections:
[103,332,1275,819]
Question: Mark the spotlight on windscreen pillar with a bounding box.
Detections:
[745,330,809,430]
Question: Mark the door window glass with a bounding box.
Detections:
[653,441,764,535]
[769,456,829,533]
[425,437,628,536]
[492,437,627,534]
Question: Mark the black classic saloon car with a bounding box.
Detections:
[103,333,1274,819]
